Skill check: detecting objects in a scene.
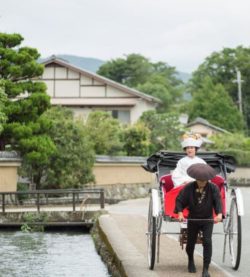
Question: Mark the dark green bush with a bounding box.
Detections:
[220,149,250,166]
[17,182,29,201]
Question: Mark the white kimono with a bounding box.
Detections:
[172,156,206,187]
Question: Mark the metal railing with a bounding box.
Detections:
[0,188,105,213]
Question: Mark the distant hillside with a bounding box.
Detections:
[41,54,105,73]
[176,71,191,83]
[41,54,191,82]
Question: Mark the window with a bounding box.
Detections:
[111,110,130,124]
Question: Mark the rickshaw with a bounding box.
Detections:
[142,151,244,271]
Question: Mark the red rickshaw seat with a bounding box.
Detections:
[160,174,174,192]
[161,174,226,219]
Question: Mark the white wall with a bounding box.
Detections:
[55,80,80,97]
[80,86,106,97]
[130,99,156,123]
[106,86,129,97]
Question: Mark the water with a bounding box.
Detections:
[0,231,110,277]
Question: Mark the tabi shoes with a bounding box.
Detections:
[188,260,197,273]
[202,268,210,277]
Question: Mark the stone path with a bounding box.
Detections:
[99,198,233,277]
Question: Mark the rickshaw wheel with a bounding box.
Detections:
[147,196,157,270]
[228,196,242,270]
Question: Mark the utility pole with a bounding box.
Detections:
[235,68,243,113]
[233,68,243,113]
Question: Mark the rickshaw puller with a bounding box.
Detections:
[175,163,223,277]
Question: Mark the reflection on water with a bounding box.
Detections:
[0,231,110,277]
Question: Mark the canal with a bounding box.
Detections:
[0,231,110,277]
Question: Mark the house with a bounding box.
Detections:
[38,56,160,124]
[186,117,230,137]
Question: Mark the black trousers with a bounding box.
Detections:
[186,220,214,267]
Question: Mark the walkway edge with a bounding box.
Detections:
[98,214,159,277]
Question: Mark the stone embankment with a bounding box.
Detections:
[0,209,105,229]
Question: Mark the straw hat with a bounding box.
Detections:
[187,163,216,180]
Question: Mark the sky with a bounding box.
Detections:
[1,0,250,73]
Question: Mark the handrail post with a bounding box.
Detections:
[37,192,40,213]
[2,194,5,213]
[100,189,105,209]
[73,192,76,212]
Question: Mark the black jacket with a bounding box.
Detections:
[175,181,222,219]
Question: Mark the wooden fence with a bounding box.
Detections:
[0,188,105,213]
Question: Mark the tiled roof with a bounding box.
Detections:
[0,151,22,162]
[95,155,146,164]
[187,117,230,133]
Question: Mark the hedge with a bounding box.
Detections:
[219,149,250,166]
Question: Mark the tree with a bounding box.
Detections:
[0,33,51,146]
[139,110,185,153]
[188,77,245,132]
[0,84,7,134]
[189,46,250,130]
[97,54,152,87]
[123,123,150,156]
[85,111,123,155]
[0,33,55,189]
[206,133,250,166]
[137,73,182,112]
[207,133,250,151]
[97,54,183,112]
[32,107,95,189]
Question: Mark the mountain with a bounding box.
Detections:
[40,54,105,73]
[41,54,191,82]
[176,71,191,83]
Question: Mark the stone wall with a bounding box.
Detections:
[91,221,125,277]
[228,167,250,186]
[88,182,154,203]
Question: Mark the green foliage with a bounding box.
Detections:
[34,107,95,189]
[98,54,152,87]
[219,149,250,166]
[207,133,250,166]
[21,223,32,233]
[0,33,54,187]
[139,110,185,153]
[123,123,150,156]
[207,133,250,151]
[136,74,182,112]
[188,77,245,132]
[97,54,183,112]
[17,182,29,201]
[85,111,123,155]
[21,213,48,232]
[0,84,7,134]
[189,46,250,131]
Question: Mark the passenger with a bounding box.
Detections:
[172,133,206,187]
[175,163,223,277]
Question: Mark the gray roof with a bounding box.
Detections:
[187,117,230,133]
[0,151,22,162]
[96,155,146,164]
[41,56,161,104]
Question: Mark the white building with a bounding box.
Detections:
[38,56,160,124]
